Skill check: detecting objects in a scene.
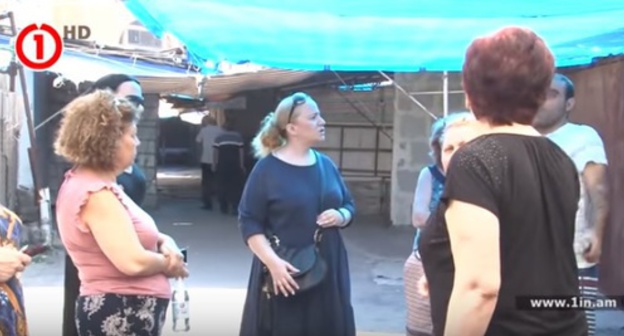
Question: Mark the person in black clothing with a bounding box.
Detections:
[196,115,221,210]
[418,27,587,336]
[213,120,246,215]
[62,74,148,336]
[116,161,147,206]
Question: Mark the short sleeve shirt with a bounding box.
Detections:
[546,123,608,268]
[419,134,587,336]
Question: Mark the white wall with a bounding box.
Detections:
[17,69,35,190]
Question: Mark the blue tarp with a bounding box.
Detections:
[123,0,624,72]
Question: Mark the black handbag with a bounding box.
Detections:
[262,151,328,297]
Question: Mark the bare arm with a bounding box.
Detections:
[158,233,171,246]
[82,189,167,277]
[574,127,609,261]
[246,234,281,267]
[412,167,433,228]
[158,233,181,254]
[582,163,609,242]
[445,200,500,336]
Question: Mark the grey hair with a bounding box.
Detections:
[429,111,475,164]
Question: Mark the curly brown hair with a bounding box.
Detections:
[54,90,142,171]
[462,26,555,125]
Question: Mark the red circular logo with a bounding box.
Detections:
[15,23,64,71]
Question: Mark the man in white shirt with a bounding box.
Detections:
[196,115,222,209]
[534,73,610,336]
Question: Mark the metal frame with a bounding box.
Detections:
[380,70,469,120]
[443,71,449,116]
[282,70,464,219]
[315,123,392,177]
[280,70,463,178]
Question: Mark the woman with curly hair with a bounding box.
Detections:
[54,90,188,336]
[60,73,152,336]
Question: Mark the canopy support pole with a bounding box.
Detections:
[443,71,449,117]
[331,71,393,141]
[377,71,438,120]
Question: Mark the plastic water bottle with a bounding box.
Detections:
[171,278,190,332]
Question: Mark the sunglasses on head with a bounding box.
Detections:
[287,95,306,123]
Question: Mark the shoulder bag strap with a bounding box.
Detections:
[265,151,327,246]
[313,150,325,244]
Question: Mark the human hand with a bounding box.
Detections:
[267,258,300,297]
[163,252,188,279]
[417,275,429,298]
[583,233,602,264]
[0,246,32,282]
[316,209,344,228]
[159,235,183,260]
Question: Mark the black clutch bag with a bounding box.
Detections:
[263,228,327,296]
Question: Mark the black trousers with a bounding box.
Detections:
[201,163,215,208]
[63,255,80,336]
[216,169,244,214]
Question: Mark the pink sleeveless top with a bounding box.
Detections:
[56,169,171,299]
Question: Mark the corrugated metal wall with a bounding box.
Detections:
[564,58,624,297]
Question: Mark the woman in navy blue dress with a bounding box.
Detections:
[238,92,356,336]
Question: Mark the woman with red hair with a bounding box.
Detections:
[419,27,587,335]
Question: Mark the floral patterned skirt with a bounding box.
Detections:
[75,294,169,336]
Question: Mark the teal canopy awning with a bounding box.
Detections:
[124,0,624,72]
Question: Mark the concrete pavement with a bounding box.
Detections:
[19,190,624,335]
[20,194,410,335]
[23,287,402,336]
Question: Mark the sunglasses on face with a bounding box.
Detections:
[125,95,144,108]
[287,95,306,123]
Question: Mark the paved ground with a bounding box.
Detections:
[19,168,624,335]
[21,184,410,335]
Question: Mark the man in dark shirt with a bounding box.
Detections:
[213,120,246,215]
[117,161,147,206]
